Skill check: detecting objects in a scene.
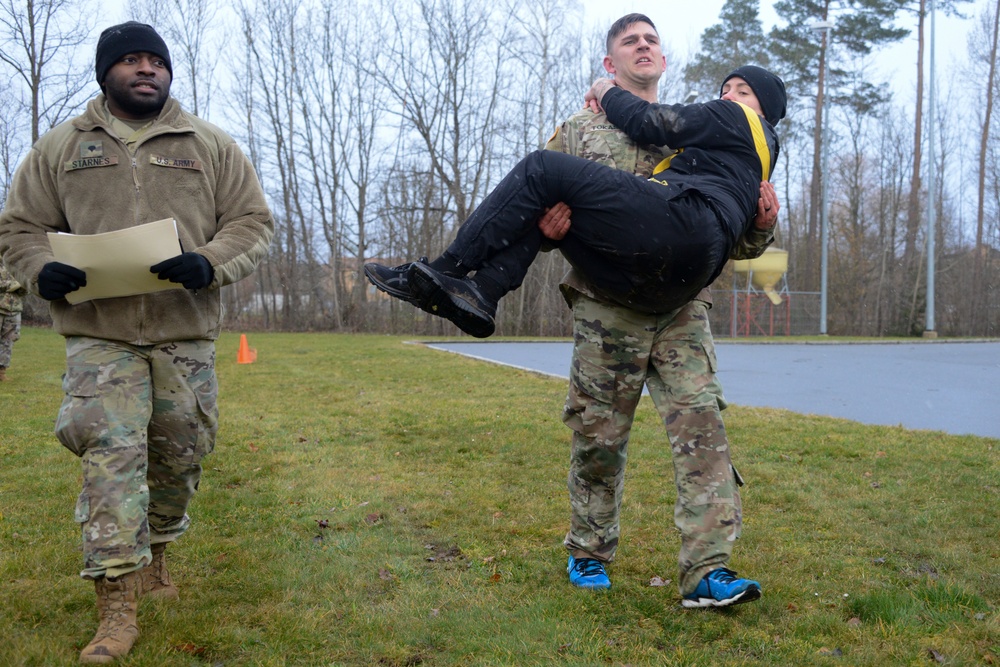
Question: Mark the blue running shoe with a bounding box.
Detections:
[681,568,761,608]
[567,556,611,589]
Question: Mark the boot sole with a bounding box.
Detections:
[681,586,761,608]
[409,265,495,338]
[568,577,611,590]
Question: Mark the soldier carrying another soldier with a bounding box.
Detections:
[366,41,786,608]
[540,15,779,607]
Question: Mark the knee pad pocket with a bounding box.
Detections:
[563,355,617,437]
[191,372,219,461]
[54,362,101,457]
[74,491,90,524]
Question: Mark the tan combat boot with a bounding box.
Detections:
[79,571,140,664]
[140,542,179,601]
[0,367,7,381]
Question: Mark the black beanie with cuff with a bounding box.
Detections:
[95,22,172,85]
[720,65,787,127]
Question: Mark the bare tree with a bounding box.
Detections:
[897,0,972,268]
[333,8,394,328]
[0,82,26,208]
[235,0,318,329]
[126,0,226,118]
[870,105,911,335]
[0,0,95,143]
[503,0,584,152]
[968,1,1000,334]
[833,73,878,334]
[377,0,518,227]
[496,0,585,335]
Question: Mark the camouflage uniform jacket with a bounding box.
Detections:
[0,95,274,345]
[545,107,774,308]
[0,262,26,315]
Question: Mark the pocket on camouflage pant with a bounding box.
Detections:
[54,362,100,457]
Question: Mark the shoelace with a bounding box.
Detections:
[573,558,606,578]
[392,257,429,272]
[706,568,738,584]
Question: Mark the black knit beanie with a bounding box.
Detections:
[95,22,172,85]
[720,65,787,126]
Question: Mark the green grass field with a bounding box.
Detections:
[0,327,996,666]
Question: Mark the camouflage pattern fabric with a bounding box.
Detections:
[0,262,25,315]
[547,108,752,596]
[0,312,20,368]
[562,294,742,594]
[56,336,218,579]
[545,107,674,178]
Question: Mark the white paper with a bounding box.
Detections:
[47,218,184,304]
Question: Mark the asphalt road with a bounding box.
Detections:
[424,341,1000,439]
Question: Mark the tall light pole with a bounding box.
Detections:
[811,20,834,335]
[924,0,937,338]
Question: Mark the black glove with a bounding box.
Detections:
[37,262,87,301]
[150,253,214,290]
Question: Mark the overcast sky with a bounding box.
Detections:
[99,0,988,107]
[578,0,988,105]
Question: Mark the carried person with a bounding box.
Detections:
[366,66,786,339]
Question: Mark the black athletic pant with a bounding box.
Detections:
[442,150,730,314]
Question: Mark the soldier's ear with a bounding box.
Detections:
[603,55,616,75]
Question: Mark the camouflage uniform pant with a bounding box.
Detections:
[0,312,20,368]
[55,336,218,579]
[562,292,743,595]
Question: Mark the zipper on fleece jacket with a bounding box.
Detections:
[131,157,142,222]
[130,154,150,344]
[137,293,146,344]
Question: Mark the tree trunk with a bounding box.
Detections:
[973,0,1000,334]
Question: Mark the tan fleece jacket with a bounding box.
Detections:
[0,95,274,344]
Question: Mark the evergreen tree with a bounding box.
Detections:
[770,0,908,292]
[683,0,771,100]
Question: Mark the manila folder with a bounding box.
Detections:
[47,218,184,305]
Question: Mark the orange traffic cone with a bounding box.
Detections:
[237,334,257,364]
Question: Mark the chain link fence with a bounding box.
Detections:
[708,290,822,337]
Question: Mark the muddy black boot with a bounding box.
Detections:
[408,263,497,338]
